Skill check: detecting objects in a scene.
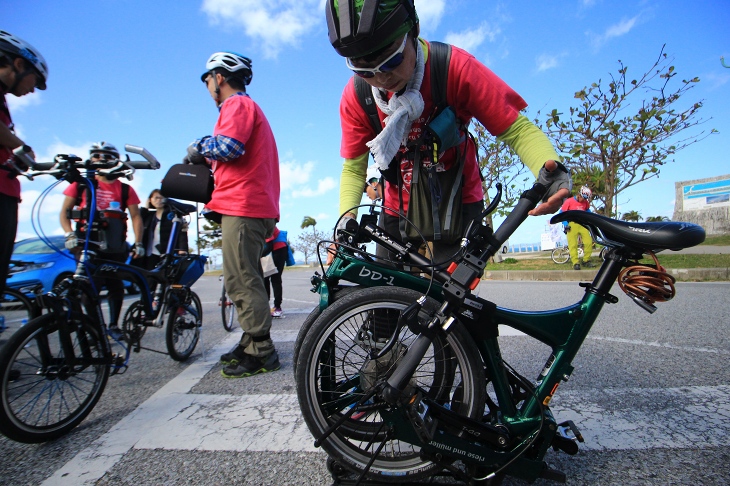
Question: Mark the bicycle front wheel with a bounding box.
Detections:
[296,286,485,482]
[220,283,236,332]
[551,246,570,264]
[166,290,202,361]
[0,288,37,336]
[0,313,110,443]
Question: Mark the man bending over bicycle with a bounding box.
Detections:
[59,142,145,333]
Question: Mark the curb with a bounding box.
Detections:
[483,267,730,282]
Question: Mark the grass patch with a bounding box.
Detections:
[486,253,730,271]
[702,234,730,246]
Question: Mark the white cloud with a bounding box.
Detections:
[5,91,42,112]
[444,22,501,54]
[280,159,336,198]
[38,140,94,162]
[291,177,336,198]
[415,0,446,33]
[201,0,322,59]
[589,15,640,49]
[535,53,568,73]
[280,160,314,191]
[705,71,730,90]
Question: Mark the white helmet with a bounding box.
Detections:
[201,52,252,86]
[0,30,48,90]
[580,185,592,200]
[89,141,120,159]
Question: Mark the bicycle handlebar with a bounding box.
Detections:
[6,145,161,179]
[124,144,160,169]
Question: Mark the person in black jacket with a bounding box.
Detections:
[138,189,189,269]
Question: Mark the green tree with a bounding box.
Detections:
[301,216,317,234]
[540,45,716,217]
[291,229,328,265]
[645,215,670,222]
[196,220,222,252]
[473,121,531,228]
[621,210,642,222]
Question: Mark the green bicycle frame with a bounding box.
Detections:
[313,243,626,481]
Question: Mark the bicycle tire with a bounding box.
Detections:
[0,289,38,336]
[0,313,110,443]
[293,285,361,374]
[220,284,235,332]
[296,286,485,482]
[165,290,202,361]
[551,246,570,264]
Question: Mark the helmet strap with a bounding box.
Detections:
[210,71,222,106]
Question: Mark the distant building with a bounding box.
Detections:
[673,174,730,235]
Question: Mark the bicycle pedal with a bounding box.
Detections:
[557,420,584,442]
[109,353,127,375]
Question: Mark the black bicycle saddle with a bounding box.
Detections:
[550,211,705,252]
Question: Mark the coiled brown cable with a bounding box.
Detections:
[618,251,676,305]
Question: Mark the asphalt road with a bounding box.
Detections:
[1,267,728,485]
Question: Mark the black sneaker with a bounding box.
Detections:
[573,264,581,270]
[582,260,595,268]
[220,345,247,366]
[221,351,280,378]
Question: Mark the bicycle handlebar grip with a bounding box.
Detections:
[124,144,160,169]
[12,145,36,169]
[382,333,433,404]
[491,183,547,246]
[33,162,57,170]
[126,160,155,169]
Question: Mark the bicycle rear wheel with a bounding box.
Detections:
[0,313,110,443]
[551,246,570,264]
[296,286,485,482]
[166,290,202,361]
[220,282,235,332]
[0,288,37,336]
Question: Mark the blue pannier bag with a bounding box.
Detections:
[170,255,207,286]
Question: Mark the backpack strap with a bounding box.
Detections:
[121,182,129,211]
[354,75,383,135]
[428,41,451,113]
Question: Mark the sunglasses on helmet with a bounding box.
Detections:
[346,35,408,79]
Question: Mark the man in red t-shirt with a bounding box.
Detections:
[560,186,594,270]
[59,142,144,330]
[185,52,281,378]
[0,32,48,289]
[325,0,571,265]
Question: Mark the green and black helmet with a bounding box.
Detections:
[326,0,419,58]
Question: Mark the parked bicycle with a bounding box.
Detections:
[0,283,38,338]
[550,240,607,264]
[0,145,205,443]
[199,228,236,332]
[294,183,705,484]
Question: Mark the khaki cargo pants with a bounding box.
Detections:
[221,215,276,358]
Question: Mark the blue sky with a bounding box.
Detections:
[5,0,729,253]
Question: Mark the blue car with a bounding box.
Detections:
[7,236,139,295]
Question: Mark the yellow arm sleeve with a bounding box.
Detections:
[497,115,560,178]
[339,153,369,217]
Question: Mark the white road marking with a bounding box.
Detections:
[43,326,730,485]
